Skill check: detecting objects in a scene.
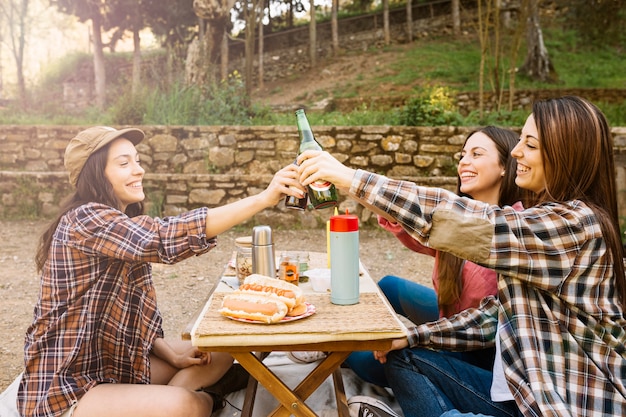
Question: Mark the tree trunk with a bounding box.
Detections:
[220,31,229,81]
[406,0,413,43]
[244,1,257,98]
[507,0,528,111]
[258,7,264,89]
[287,0,294,28]
[331,0,339,54]
[6,0,29,107]
[167,44,174,88]
[451,0,460,36]
[309,0,316,67]
[191,0,236,88]
[131,27,141,96]
[383,0,390,45]
[519,0,556,82]
[91,13,106,109]
[0,30,3,99]
[477,0,486,119]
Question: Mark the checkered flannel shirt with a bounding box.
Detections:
[18,203,216,417]
[351,170,626,417]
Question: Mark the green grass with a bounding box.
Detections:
[390,39,480,90]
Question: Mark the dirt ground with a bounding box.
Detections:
[0,219,433,392]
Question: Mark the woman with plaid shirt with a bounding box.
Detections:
[17,127,305,417]
[297,96,626,416]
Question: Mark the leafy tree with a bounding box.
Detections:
[0,0,30,107]
[144,0,197,48]
[242,0,262,97]
[559,0,626,47]
[191,0,236,87]
[106,0,147,96]
[518,0,557,82]
[143,0,198,88]
[51,0,108,108]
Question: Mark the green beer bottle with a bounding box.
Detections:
[295,109,338,209]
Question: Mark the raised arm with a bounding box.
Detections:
[204,163,305,237]
[297,150,397,223]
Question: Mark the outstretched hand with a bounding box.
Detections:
[261,163,306,206]
[296,150,356,192]
[373,338,408,364]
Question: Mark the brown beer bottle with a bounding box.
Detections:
[293,109,338,210]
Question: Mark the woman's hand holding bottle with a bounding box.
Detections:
[262,163,306,206]
[297,150,356,192]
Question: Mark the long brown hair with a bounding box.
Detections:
[438,126,524,316]
[35,143,144,272]
[531,96,625,305]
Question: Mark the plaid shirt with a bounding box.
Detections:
[17,203,216,417]
[351,170,626,417]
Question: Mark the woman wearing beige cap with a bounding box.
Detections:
[17,126,306,417]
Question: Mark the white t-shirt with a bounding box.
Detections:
[491,322,514,401]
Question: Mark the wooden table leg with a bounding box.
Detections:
[333,367,350,417]
[269,352,352,417]
[241,352,270,417]
[232,352,318,417]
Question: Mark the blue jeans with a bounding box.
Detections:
[385,348,520,417]
[345,275,438,387]
[378,274,440,324]
[439,412,500,417]
[345,276,495,387]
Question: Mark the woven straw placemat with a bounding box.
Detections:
[193,292,406,346]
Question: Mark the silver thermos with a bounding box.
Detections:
[251,225,276,278]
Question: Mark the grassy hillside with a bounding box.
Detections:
[251,24,625,126]
[1,23,625,126]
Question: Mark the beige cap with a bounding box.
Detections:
[64,126,145,186]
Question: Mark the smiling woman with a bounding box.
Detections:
[296,96,626,417]
[511,114,546,194]
[103,138,146,212]
[343,126,525,388]
[18,126,306,417]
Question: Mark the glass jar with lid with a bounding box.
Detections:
[235,236,253,285]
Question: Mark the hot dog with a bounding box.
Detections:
[219,293,288,323]
[236,274,304,309]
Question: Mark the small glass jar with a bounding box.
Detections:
[297,252,310,274]
[235,236,253,286]
[279,252,299,286]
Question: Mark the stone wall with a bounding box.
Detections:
[330,88,626,115]
[1,125,625,231]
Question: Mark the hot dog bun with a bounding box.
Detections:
[219,293,288,323]
[286,302,308,317]
[237,274,304,309]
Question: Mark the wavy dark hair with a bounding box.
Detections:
[531,95,625,305]
[438,126,525,316]
[35,142,144,272]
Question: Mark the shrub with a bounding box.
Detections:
[399,86,462,126]
[110,89,148,125]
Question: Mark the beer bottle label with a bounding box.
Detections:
[309,180,332,192]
